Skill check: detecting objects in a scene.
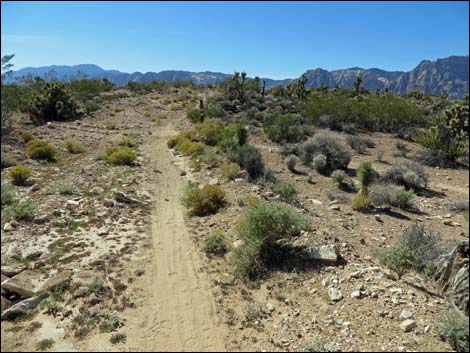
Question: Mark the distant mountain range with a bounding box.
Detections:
[8,55,469,99]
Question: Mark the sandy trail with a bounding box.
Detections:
[124,122,226,352]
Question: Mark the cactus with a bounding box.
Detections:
[354,76,363,94]
[29,81,81,124]
[443,102,469,141]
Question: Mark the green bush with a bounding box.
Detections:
[37,338,55,351]
[9,166,33,186]
[187,109,202,123]
[3,199,37,222]
[63,140,85,154]
[1,153,17,169]
[1,184,15,206]
[300,133,351,174]
[29,81,81,124]
[202,231,227,256]
[236,144,265,180]
[436,311,469,352]
[181,182,227,216]
[371,184,415,209]
[376,224,442,278]
[178,140,205,157]
[235,202,310,277]
[99,315,122,333]
[196,118,224,146]
[265,114,306,143]
[271,182,297,201]
[26,140,58,161]
[116,138,137,148]
[105,148,137,166]
[298,337,331,352]
[110,333,126,345]
[301,92,427,133]
[351,192,372,211]
[346,135,368,154]
[167,129,197,149]
[221,161,240,180]
[383,162,428,189]
[20,131,34,143]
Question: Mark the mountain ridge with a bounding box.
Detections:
[8,55,469,99]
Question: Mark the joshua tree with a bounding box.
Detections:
[296,74,308,99]
[354,76,363,95]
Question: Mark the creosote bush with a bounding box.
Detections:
[236,144,265,180]
[20,131,34,143]
[26,140,58,162]
[63,139,85,154]
[1,153,17,169]
[271,182,297,201]
[235,202,310,278]
[221,161,240,180]
[9,166,33,186]
[202,231,227,256]
[1,184,15,206]
[104,147,137,166]
[376,224,442,278]
[266,113,306,143]
[181,182,227,216]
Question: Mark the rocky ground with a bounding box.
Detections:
[1,88,468,352]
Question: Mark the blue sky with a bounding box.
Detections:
[1,1,468,79]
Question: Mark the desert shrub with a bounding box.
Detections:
[167,130,197,149]
[245,303,265,322]
[271,182,297,201]
[351,192,372,211]
[327,189,351,203]
[3,199,37,221]
[376,224,442,278]
[99,315,122,333]
[448,199,469,213]
[196,118,224,146]
[436,311,469,352]
[200,149,223,168]
[383,162,428,189]
[375,149,385,162]
[29,81,81,124]
[371,184,415,209]
[63,140,85,154]
[235,202,310,277]
[1,184,15,206]
[298,337,330,352]
[221,161,240,180]
[285,154,299,172]
[237,144,265,180]
[20,131,34,143]
[110,333,126,344]
[1,153,17,169]
[116,138,137,148]
[104,148,137,166]
[299,133,351,174]
[178,140,205,157]
[26,140,58,162]
[312,154,327,172]
[84,99,100,114]
[302,92,427,133]
[187,109,202,123]
[181,183,226,216]
[9,166,33,186]
[265,114,305,143]
[217,122,248,153]
[202,231,227,256]
[331,169,347,185]
[395,141,411,157]
[37,339,55,351]
[346,135,368,154]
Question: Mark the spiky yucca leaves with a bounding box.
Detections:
[352,162,377,211]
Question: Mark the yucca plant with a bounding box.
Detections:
[352,161,377,211]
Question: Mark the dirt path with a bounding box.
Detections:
[123,122,227,352]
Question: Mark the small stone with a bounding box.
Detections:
[350,271,362,279]
[400,310,414,320]
[208,178,219,185]
[374,215,383,222]
[266,303,275,312]
[73,286,89,298]
[180,170,187,176]
[234,178,245,183]
[328,287,343,302]
[351,290,361,299]
[400,319,417,332]
[232,239,245,249]
[424,325,430,334]
[3,223,13,232]
[310,199,323,205]
[90,186,105,194]
[329,205,340,211]
[32,214,49,224]
[65,200,80,211]
[442,220,453,226]
[30,184,40,192]
[307,244,339,264]
[218,273,235,285]
[103,198,116,207]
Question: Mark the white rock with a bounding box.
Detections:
[232,239,245,249]
[351,290,361,299]
[328,287,343,302]
[400,319,416,332]
[400,310,414,320]
[65,200,80,211]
